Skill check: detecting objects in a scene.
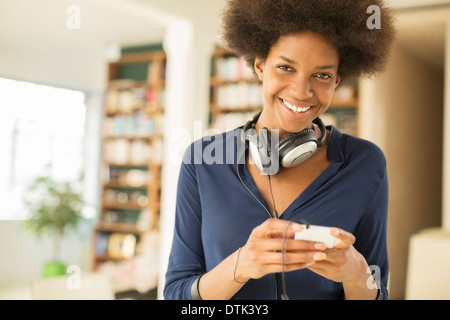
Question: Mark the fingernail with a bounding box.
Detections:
[313,253,326,261]
[292,224,302,231]
[331,228,340,236]
[314,243,325,250]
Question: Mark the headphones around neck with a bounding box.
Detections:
[242,111,326,175]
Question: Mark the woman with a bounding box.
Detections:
[164,0,396,300]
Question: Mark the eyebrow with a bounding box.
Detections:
[279,56,335,70]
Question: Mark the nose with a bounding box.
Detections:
[290,75,313,99]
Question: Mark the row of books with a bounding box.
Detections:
[321,108,358,134]
[213,56,256,81]
[106,167,153,187]
[103,188,149,206]
[212,82,263,109]
[95,231,137,259]
[102,112,164,137]
[211,111,257,133]
[103,139,155,165]
[105,87,165,114]
[101,208,156,231]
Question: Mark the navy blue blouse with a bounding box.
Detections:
[164,126,389,300]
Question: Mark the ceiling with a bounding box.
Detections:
[394,5,449,70]
[0,0,448,77]
[0,0,226,61]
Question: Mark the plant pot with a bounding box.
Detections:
[42,261,67,278]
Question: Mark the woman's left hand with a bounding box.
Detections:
[307,228,368,284]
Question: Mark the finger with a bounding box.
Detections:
[251,218,303,239]
[330,228,355,248]
[283,239,327,252]
[283,251,327,265]
[258,262,316,275]
[254,250,327,265]
[246,238,326,253]
[274,261,318,273]
[306,260,333,275]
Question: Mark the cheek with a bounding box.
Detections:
[261,75,279,101]
[317,84,337,106]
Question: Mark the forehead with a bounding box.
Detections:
[268,30,340,66]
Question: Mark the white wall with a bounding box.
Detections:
[389,0,450,9]
[0,220,95,287]
[0,1,220,297]
[359,30,445,299]
[0,23,108,288]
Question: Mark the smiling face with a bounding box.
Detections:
[254,30,341,138]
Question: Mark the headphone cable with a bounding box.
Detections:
[267,175,278,219]
[268,174,291,299]
[280,220,293,300]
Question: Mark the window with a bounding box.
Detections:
[0,77,86,220]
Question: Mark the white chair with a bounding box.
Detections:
[406,227,450,300]
[31,272,115,300]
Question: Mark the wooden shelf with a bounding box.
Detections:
[93,49,166,276]
[209,47,262,131]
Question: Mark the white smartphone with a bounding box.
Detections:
[294,225,337,249]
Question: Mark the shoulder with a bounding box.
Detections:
[329,128,388,209]
[328,127,387,189]
[345,134,385,164]
[330,127,386,167]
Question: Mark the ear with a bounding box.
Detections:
[334,75,341,89]
[254,57,264,81]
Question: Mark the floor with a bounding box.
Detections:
[0,281,158,300]
[0,281,32,300]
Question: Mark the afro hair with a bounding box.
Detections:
[221,0,396,81]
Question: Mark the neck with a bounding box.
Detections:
[255,114,316,141]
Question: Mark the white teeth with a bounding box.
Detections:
[282,99,312,113]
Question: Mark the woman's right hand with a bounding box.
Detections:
[234,218,328,283]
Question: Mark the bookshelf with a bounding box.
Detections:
[93,49,165,295]
[209,47,359,136]
[209,47,263,132]
[322,78,359,137]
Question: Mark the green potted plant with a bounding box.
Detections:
[22,175,85,278]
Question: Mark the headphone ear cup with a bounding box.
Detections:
[248,127,280,175]
[278,129,318,168]
[247,129,264,173]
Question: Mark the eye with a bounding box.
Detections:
[277,64,294,72]
[316,73,332,80]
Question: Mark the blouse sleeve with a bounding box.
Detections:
[163,143,205,300]
[352,151,389,300]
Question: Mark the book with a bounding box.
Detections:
[95,232,109,255]
[215,56,255,81]
[107,233,137,259]
[214,83,263,109]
